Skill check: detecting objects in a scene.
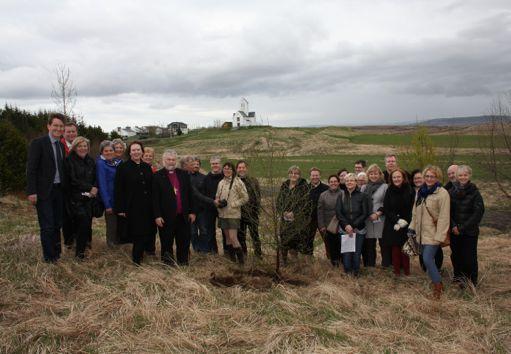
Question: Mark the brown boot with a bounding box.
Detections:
[433,282,444,299]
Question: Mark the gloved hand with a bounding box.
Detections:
[407,229,416,238]
[397,219,408,228]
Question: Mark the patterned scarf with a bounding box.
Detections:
[416,182,441,205]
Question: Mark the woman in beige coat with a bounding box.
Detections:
[215,162,249,264]
[409,165,450,299]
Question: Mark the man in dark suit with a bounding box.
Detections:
[26,113,67,263]
[153,149,196,266]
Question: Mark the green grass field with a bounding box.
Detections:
[226,154,510,182]
[135,126,511,182]
[348,134,499,148]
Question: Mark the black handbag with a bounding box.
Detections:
[91,197,105,218]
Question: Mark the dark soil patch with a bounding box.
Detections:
[209,267,310,290]
[481,209,511,232]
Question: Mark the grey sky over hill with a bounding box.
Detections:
[1,0,510,130]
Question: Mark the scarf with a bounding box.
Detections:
[416,182,441,205]
[364,181,383,197]
[452,181,473,199]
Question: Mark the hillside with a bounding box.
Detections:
[146,126,489,157]
[140,126,510,181]
[418,115,509,126]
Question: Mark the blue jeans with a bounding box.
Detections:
[36,185,63,262]
[191,212,209,253]
[342,233,365,275]
[421,245,442,283]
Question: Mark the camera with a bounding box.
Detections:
[217,199,228,208]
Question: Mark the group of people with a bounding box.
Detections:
[27,113,485,299]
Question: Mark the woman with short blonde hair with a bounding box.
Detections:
[277,165,311,264]
[336,172,370,276]
[64,136,97,259]
[96,139,123,247]
[112,139,126,160]
[449,164,484,287]
[409,165,450,298]
[363,163,389,268]
[70,136,90,152]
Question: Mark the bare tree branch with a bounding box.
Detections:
[51,64,77,117]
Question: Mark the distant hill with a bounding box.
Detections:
[416,115,508,126]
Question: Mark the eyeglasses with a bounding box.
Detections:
[424,175,436,179]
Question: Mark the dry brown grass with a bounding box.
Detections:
[1,199,510,353]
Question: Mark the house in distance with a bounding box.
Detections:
[167,122,189,136]
[232,97,257,128]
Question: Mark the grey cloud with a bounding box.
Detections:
[1,1,510,105]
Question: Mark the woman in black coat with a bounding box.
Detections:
[114,141,154,265]
[449,165,484,287]
[63,136,97,259]
[277,165,311,264]
[381,169,415,276]
[335,173,369,276]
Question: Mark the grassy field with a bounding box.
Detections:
[348,134,497,148]
[241,154,511,182]
[0,197,510,352]
[1,126,510,352]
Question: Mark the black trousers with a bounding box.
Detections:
[362,238,377,267]
[324,231,341,266]
[145,227,157,254]
[74,212,92,259]
[238,216,262,256]
[62,205,76,247]
[304,218,319,255]
[132,234,150,264]
[363,238,392,267]
[450,234,478,285]
[203,209,218,253]
[159,215,191,265]
[380,240,392,268]
[35,185,63,262]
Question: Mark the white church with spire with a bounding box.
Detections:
[232,97,257,128]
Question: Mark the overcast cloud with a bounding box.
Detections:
[1,0,510,130]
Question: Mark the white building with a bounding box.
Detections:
[116,126,137,139]
[167,122,189,136]
[232,97,256,128]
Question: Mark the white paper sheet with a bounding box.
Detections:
[341,233,356,253]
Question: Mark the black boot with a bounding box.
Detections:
[227,247,236,262]
[235,247,244,265]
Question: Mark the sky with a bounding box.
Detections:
[1,0,510,131]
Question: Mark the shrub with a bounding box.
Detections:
[401,125,437,174]
[0,120,28,195]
